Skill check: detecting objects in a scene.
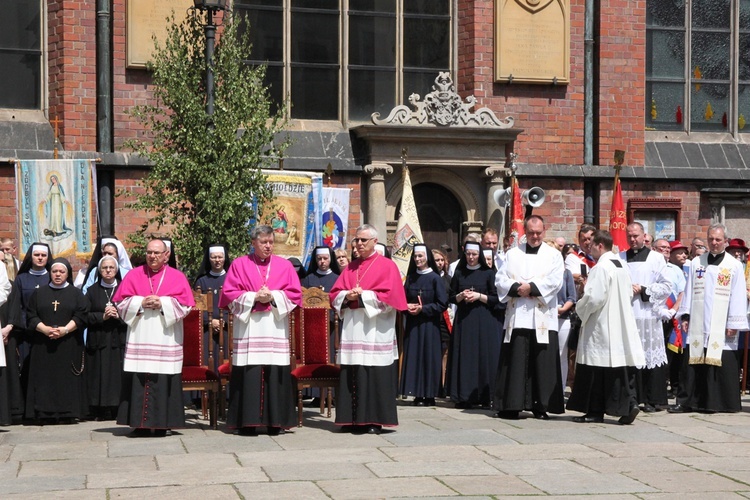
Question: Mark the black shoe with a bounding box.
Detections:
[455,401,472,409]
[641,404,657,413]
[413,398,426,407]
[618,405,640,425]
[340,425,354,433]
[426,398,436,407]
[267,426,282,436]
[129,428,151,437]
[153,429,167,438]
[532,410,550,420]
[366,425,382,435]
[667,404,692,414]
[304,397,322,408]
[572,413,604,423]
[238,427,258,436]
[495,410,520,420]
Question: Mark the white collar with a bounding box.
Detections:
[29,268,48,276]
[317,268,333,275]
[417,268,433,275]
[466,264,481,270]
[49,282,70,289]
[209,269,226,277]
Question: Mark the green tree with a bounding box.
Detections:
[124,10,286,276]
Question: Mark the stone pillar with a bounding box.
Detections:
[484,166,508,235]
[364,162,393,238]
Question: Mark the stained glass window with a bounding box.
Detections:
[0,0,42,109]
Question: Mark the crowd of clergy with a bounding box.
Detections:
[0,214,746,436]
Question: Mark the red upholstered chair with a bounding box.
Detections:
[181,297,219,429]
[217,311,233,418]
[290,286,340,427]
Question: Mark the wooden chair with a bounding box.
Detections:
[217,310,233,419]
[181,292,220,429]
[290,287,340,427]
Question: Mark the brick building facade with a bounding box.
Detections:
[1,0,747,270]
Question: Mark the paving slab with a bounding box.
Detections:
[382,428,516,447]
[639,493,749,500]
[626,470,746,492]
[0,442,13,461]
[712,470,750,489]
[272,429,396,451]
[573,456,694,474]
[180,432,285,454]
[662,425,747,443]
[18,456,157,477]
[488,458,596,476]
[106,436,188,457]
[587,424,696,444]
[588,441,712,458]
[233,480,338,499]
[9,441,107,461]
[690,442,750,457]
[499,426,619,445]
[263,461,375,481]
[0,460,19,480]
[673,456,750,472]
[479,442,609,460]
[1,425,96,445]
[109,484,240,499]
[5,489,105,500]
[236,447,391,466]
[368,459,501,477]
[317,477,456,499]
[0,475,87,496]
[86,466,268,489]
[440,474,543,496]
[155,452,242,472]
[380,444,492,463]
[520,472,657,495]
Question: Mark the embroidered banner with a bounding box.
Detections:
[16,159,95,259]
[259,171,322,268]
[321,187,350,250]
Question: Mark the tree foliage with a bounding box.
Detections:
[124,11,286,276]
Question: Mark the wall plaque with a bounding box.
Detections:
[127,0,193,68]
[494,0,570,84]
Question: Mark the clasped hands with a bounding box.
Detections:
[406,303,423,315]
[256,285,274,304]
[346,286,363,302]
[459,289,482,303]
[142,295,162,310]
[103,304,119,319]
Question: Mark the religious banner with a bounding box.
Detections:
[16,159,95,259]
[392,165,423,281]
[321,187,350,250]
[259,170,322,268]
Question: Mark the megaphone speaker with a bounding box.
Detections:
[493,187,512,207]
[522,187,545,208]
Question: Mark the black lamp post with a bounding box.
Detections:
[193,0,228,118]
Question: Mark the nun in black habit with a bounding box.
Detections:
[447,241,501,409]
[399,244,448,406]
[25,257,89,423]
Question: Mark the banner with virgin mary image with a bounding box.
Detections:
[16,159,96,259]
[259,170,323,268]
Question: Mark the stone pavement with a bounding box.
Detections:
[2,396,750,499]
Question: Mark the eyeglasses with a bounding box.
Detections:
[352,238,373,244]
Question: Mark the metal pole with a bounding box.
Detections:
[584,0,594,166]
[205,9,216,118]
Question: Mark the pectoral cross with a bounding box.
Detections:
[52,300,60,312]
[469,286,475,293]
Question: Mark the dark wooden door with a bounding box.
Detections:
[412,183,462,262]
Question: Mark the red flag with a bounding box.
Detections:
[509,176,524,247]
[609,174,628,252]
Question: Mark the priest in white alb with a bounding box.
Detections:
[113,239,195,437]
[494,215,565,420]
[567,230,645,424]
[619,222,671,412]
[670,223,749,413]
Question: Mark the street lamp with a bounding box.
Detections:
[193,0,228,119]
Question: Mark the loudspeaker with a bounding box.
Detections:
[522,187,545,207]
[493,187,512,207]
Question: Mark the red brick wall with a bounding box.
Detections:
[517,178,713,244]
[48,0,98,151]
[457,0,646,167]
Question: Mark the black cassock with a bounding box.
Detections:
[84,281,126,410]
[25,284,88,420]
[400,271,448,399]
[447,266,501,406]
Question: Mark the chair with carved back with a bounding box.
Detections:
[290,286,340,427]
[180,290,219,429]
